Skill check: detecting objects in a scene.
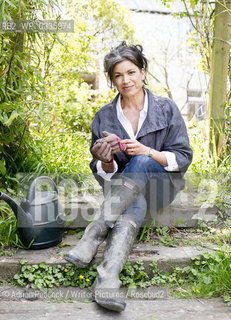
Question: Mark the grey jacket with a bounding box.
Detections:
[90,89,193,192]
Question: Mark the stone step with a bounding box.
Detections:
[62,190,218,229]
[0,297,230,320]
[0,234,207,278]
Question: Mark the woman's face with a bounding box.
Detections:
[112,60,145,98]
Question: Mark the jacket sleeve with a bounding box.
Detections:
[162,99,193,173]
[89,112,105,187]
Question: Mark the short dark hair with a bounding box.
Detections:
[104,41,148,87]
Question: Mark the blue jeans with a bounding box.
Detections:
[120,155,176,227]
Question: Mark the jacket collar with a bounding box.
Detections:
[111,88,168,139]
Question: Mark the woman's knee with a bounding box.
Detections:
[131,155,151,169]
[124,155,165,173]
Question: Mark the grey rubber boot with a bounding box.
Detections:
[102,175,141,228]
[92,215,139,312]
[65,175,140,268]
[64,218,109,268]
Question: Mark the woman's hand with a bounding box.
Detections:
[122,139,168,167]
[121,139,149,156]
[91,141,113,163]
[96,131,123,154]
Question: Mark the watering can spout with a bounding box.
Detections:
[0,191,34,229]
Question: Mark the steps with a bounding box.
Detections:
[63,190,218,229]
[0,234,208,278]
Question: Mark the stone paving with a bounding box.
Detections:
[0,296,230,320]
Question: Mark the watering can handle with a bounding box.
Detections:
[26,176,58,202]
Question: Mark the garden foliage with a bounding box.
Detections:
[0,0,134,246]
[0,0,134,190]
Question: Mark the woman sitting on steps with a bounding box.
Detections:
[65,41,193,312]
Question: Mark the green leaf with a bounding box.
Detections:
[5,111,18,126]
[56,36,65,46]
[224,199,231,205]
[0,160,6,175]
[39,261,47,269]
[0,1,5,21]
[202,275,212,284]
[4,0,17,9]
[19,258,28,265]
[58,243,71,248]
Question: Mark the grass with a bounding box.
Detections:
[169,247,231,303]
[136,221,231,304]
[0,204,22,249]
[138,222,231,249]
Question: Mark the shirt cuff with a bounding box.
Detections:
[161,151,179,172]
[96,160,118,181]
